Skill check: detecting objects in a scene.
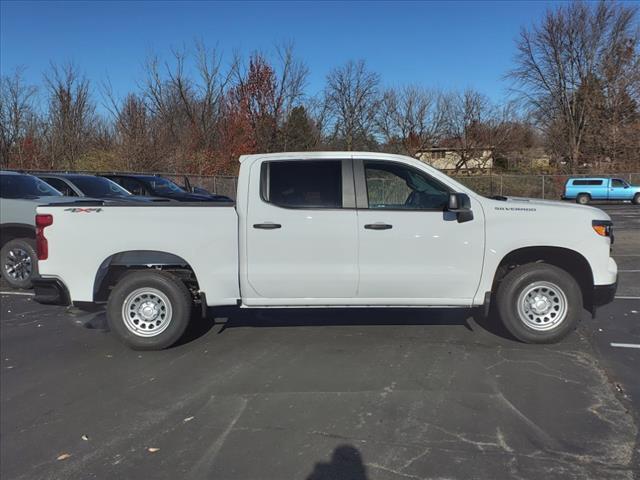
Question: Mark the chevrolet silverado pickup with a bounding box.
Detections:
[33,152,617,349]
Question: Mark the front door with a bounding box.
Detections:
[245,159,359,301]
[609,178,630,200]
[354,159,484,304]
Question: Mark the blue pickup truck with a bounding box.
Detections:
[563,177,640,205]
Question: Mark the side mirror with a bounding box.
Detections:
[447,193,473,223]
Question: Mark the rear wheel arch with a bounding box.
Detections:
[491,246,594,308]
[0,223,36,249]
[93,250,200,302]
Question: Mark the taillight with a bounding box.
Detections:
[36,214,53,260]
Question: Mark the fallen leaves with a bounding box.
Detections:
[57,453,71,461]
[147,447,160,453]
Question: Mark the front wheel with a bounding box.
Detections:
[496,263,583,343]
[106,271,192,350]
[633,193,640,205]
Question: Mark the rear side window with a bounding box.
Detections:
[261,161,343,208]
[572,179,603,186]
[117,178,146,196]
[41,178,77,196]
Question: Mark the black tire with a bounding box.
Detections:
[633,193,640,205]
[106,270,192,350]
[496,263,583,344]
[576,193,590,205]
[0,238,38,289]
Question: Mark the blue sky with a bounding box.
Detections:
[2,0,564,110]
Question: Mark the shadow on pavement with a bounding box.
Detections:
[211,305,517,341]
[306,445,368,480]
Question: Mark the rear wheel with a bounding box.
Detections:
[1,238,38,289]
[576,193,590,205]
[496,263,583,343]
[106,270,192,350]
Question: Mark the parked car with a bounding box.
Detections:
[33,152,617,349]
[182,176,214,196]
[563,177,640,205]
[102,174,231,202]
[0,171,88,288]
[37,173,166,202]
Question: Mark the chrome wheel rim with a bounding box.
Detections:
[4,247,32,281]
[122,288,172,337]
[517,281,568,331]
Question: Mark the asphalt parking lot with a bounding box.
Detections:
[1,204,638,480]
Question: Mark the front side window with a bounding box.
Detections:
[611,179,627,188]
[146,177,186,195]
[262,160,343,209]
[364,161,450,210]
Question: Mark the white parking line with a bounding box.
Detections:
[0,291,34,296]
[619,270,640,273]
[615,296,640,300]
[610,343,640,349]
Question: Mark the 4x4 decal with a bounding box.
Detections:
[64,207,103,213]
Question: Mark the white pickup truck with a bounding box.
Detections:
[33,152,617,349]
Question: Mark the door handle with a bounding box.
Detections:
[364,223,392,230]
[253,222,282,230]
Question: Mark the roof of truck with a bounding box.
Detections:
[238,151,417,163]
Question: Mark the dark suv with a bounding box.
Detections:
[103,174,231,202]
[37,173,165,202]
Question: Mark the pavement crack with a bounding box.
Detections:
[187,396,248,479]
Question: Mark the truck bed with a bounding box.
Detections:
[36,201,240,306]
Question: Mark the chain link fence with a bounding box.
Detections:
[179,172,640,201]
[20,168,640,201]
[449,172,640,199]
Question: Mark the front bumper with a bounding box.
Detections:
[33,277,71,306]
[592,282,617,307]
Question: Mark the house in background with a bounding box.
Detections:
[416,147,494,172]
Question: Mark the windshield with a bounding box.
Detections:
[146,177,186,194]
[71,176,132,197]
[0,174,62,199]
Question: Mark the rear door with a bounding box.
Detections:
[245,159,359,301]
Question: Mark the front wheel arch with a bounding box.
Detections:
[491,246,594,310]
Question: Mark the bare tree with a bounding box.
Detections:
[377,85,445,155]
[509,0,639,171]
[440,89,517,173]
[44,62,95,170]
[233,42,309,153]
[324,60,380,150]
[0,67,38,168]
